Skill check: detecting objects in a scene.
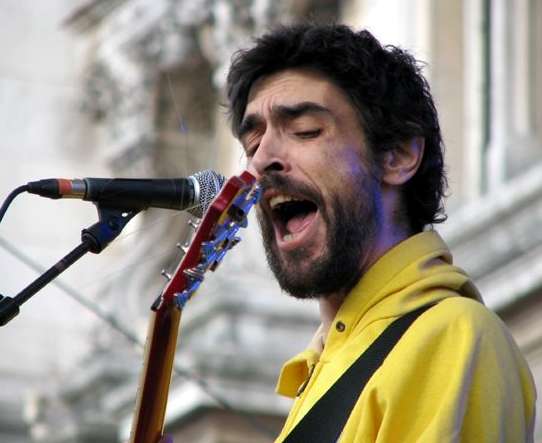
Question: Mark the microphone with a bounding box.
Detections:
[26,170,225,218]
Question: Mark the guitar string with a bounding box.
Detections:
[0,233,277,438]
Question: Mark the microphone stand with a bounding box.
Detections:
[0,205,139,326]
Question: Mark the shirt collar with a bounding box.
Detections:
[321,231,460,358]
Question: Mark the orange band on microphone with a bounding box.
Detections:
[57,179,72,195]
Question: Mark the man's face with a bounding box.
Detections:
[239,68,381,299]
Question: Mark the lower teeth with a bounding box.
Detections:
[284,234,293,241]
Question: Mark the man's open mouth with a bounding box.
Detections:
[269,194,319,243]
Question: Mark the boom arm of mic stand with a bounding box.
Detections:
[0,205,139,326]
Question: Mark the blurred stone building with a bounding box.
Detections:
[0,0,541,442]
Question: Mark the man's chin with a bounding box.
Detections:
[266,248,331,299]
[265,233,365,300]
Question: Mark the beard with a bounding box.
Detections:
[257,172,379,299]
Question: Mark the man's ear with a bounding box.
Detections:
[381,137,425,186]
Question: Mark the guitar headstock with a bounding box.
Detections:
[155,170,260,312]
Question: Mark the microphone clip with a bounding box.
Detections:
[82,205,139,253]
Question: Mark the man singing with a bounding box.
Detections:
[225,23,536,442]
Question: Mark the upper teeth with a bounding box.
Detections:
[269,194,301,210]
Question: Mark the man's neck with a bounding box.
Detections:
[319,292,346,330]
[316,225,413,343]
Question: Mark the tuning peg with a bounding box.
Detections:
[176,242,190,254]
[188,219,199,230]
[184,268,204,282]
[160,269,172,281]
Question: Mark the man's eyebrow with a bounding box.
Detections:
[238,101,332,139]
[274,101,332,119]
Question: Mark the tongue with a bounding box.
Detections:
[286,212,316,234]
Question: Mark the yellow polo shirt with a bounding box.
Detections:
[275,231,536,442]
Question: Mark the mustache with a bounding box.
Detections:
[258,173,323,207]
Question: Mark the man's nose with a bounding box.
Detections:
[248,130,290,179]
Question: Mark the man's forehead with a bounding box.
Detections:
[245,68,338,112]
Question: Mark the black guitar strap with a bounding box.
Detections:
[283,304,434,443]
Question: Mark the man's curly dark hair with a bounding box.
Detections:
[226,23,447,232]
